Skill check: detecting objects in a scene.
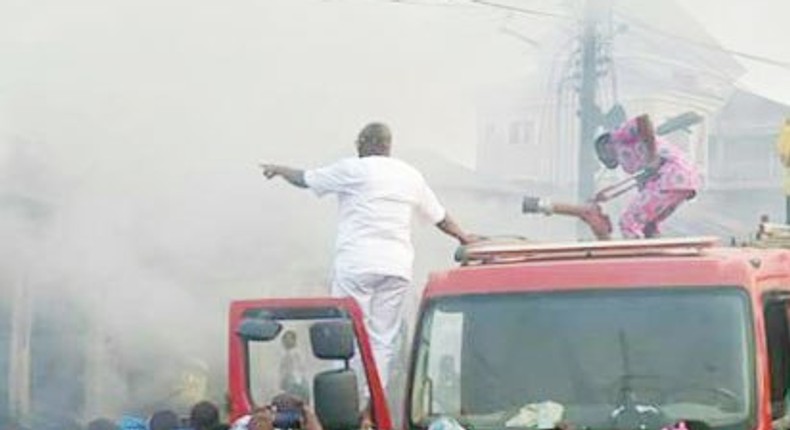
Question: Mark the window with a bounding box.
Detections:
[762,293,790,420]
[411,288,754,430]
[246,317,369,407]
[426,309,463,415]
[508,121,535,146]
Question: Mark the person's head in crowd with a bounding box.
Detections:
[190,400,221,430]
[87,418,118,430]
[149,410,180,430]
[229,393,322,430]
[118,416,147,430]
[61,417,85,430]
[281,331,297,351]
[229,407,271,430]
[270,393,303,413]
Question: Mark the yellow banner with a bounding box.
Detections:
[777,118,790,168]
[776,118,790,194]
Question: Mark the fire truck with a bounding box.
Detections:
[228,230,790,430]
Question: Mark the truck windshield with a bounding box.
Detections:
[410,288,753,430]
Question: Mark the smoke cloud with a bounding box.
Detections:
[0,0,542,423]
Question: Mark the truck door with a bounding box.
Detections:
[228,297,392,430]
[763,292,790,428]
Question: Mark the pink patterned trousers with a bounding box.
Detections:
[619,181,695,239]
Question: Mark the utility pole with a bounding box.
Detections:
[8,274,32,420]
[576,0,608,238]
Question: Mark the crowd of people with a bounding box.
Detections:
[0,400,228,430]
[1,384,329,430]
[94,400,227,430]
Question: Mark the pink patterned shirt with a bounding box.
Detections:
[610,118,700,192]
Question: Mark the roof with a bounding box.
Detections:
[424,237,790,299]
[713,89,790,136]
[613,0,745,103]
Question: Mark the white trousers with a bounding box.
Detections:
[331,273,409,392]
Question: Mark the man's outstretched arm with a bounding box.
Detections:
[436,214,478,245]
[260,163,308,188]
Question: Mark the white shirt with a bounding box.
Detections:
[279,349,306,387]
[304,156,446,281]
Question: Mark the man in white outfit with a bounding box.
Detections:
[260,122,474,397]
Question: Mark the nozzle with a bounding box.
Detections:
[522,196,553,215]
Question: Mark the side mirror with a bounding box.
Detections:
[236,318,283,341]
[314,369,360,430]
[310,320,355,360]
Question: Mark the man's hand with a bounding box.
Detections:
[260,163,282,179]
[258,163,308,188]
[302,406,324,430]
[635,157,663,188]
[249,406,275,430]
[460,234,487,245]
[578,203,612,240]
[436,215,478,245]
[360,404,374,430]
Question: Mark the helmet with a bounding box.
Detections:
[594,132,618,169]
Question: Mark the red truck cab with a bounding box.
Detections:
[228,237,790,430]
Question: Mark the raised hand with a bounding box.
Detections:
[259,163,280,179]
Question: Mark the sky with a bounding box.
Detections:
[2,0,790,419]
[681,0,790,105]
[2,0,789,166]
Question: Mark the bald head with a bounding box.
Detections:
[356,122,392,157]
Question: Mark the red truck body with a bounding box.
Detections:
[228,238,790,430]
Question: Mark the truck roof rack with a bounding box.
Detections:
[455,236,719,265]
[753,223,790,249]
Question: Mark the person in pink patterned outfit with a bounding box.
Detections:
[594,114,700,238]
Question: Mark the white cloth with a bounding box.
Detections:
[304,156,446,281]
[331,273,410,393]
[229,415,251,430]
[505,401,565,429]
[279,348,307,387]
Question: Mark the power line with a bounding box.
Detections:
[376,0,573,19]
[499,27,540,47]
[715,48,790,70]
[377,0,471,8]
[377,0,790,72]
[620,13,790,71]
[466,0,572,20]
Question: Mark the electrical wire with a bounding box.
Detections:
[466,0,573,20]
[372,0,571,18]
[614,9,790,72]
[537,34,579,146]
[376,0,472,8]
